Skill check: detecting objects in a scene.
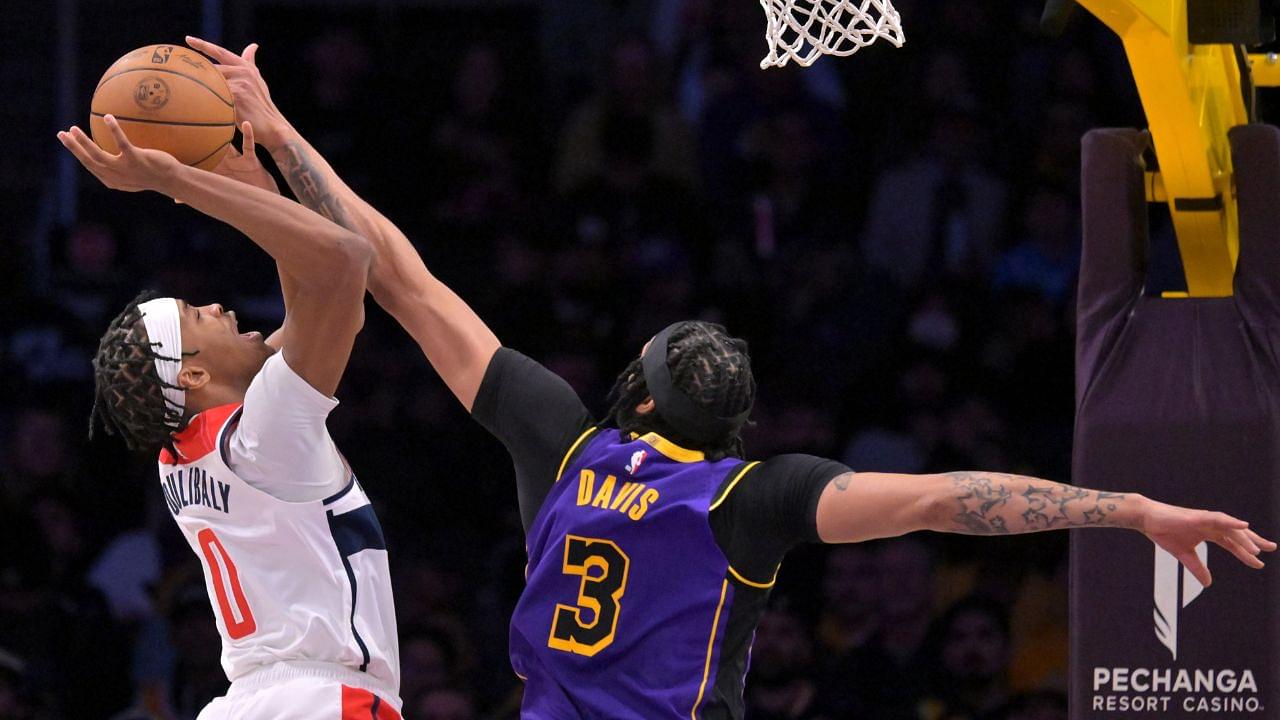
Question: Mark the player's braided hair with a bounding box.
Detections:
[606,321,756,461]
[90,291,190,455]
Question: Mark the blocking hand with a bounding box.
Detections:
[186,36,290,152]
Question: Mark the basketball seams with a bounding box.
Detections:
[90,112,235,128]
[87,115,233,167]
[93,67,234,108]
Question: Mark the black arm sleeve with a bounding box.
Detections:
[709,454,851,583]
[471,348,595,532]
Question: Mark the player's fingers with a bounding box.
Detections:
[59,131,115,185]
[67,126,112,164]
[1178,552,1213,587]
[102,115,134,154]
[186,36,241,65]
[1229,528,1262,555]
[1216,536,1265,569]
[62,127,93,160]
[1247,529,1277,551]
[56,130,94,166]
[242,43,259,66]
[240,121,256,155]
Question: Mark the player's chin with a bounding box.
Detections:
[238,330,273,356]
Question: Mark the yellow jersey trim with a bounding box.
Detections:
[727,563,780,589]
[708,461,761,511]
[636,432,705,463]
[691,578,729,719]
[555,427,599,482]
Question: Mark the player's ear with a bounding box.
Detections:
[634,397,656,415]
[178,365,211,392]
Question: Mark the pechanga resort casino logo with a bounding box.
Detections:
[1088,544,1264,715]
[1091,667,1262,714]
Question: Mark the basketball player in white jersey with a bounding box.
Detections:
[58,116,403,718]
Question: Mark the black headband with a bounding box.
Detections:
[640,323,751,444]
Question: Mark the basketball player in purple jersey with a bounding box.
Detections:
[190,37,1277,720]
[58,116,403,717]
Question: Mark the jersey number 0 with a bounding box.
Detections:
[197,528,258,639]
[548,535,630,656]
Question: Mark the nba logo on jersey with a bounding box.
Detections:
[625,449,648,475]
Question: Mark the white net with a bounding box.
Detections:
[759,0,905,69]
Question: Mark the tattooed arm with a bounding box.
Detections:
[814,471,1274,586]
[272,130,500,409]
[934,471,1137,534]
[268,128,500,409]
[187,36,501,410]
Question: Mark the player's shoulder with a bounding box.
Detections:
[754,453,850,480]
[712,453,851,508]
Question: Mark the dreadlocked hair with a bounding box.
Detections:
[90,290,190,456]
[606,321,756,461]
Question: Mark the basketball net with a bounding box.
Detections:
[759,0,905,69]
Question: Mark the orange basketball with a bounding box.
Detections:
[90,44,235,171]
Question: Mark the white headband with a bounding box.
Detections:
[138,298,186,426]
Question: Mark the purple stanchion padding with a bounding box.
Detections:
[1232,126,1280,328]
[1070,126,1280,719]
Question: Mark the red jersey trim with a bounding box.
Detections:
[158,403,243,465]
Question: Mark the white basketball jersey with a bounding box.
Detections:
[157,403,400,700]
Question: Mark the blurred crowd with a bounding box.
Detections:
[2,0,1161,718]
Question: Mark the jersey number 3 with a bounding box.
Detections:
[548,535,630,656]
[197,528,257,639]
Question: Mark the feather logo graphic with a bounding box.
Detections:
[1153,542,1207,660]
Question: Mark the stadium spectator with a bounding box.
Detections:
[745,604,824,720]
[919,597,1015,720]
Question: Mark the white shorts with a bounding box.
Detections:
[197,661,402,720]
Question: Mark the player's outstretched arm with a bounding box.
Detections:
[814,470,1276,586]
[204,120,298,351]
[58,116,370,396]
[186,36,500,410]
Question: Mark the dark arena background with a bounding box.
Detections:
[3,1,1279,719]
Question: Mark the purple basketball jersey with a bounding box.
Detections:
[510,429,744,719]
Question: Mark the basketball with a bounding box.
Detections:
[90,44,235,171]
